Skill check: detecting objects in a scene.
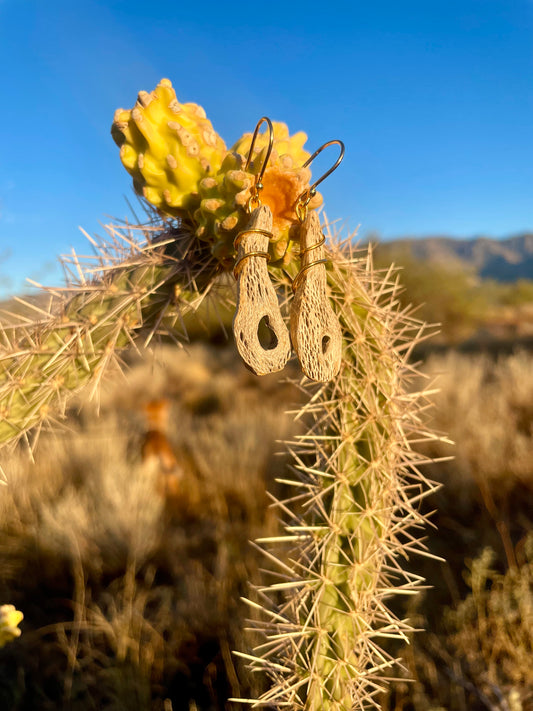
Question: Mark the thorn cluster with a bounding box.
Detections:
[0,214,225,460]
[235,237,440,710]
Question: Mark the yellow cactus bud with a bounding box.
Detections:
[111,79,227,218]
[0,605,23,647]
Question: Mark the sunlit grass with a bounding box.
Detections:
[381,349,533,711]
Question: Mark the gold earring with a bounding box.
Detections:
[232,117,291,376]
[290,140,345,382]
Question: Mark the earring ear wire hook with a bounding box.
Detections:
[245,116,274,213]
[295,139,345,221]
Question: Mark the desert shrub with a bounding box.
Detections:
[383,541,533,711]
[416,349,533,579]
[500,279,533,307]
[480,278,533,309]
[372,244,488,341]
[380,349,533,710]
[421,349,533,505]
[447,541,533,702]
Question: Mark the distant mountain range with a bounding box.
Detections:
[374,232,533,282]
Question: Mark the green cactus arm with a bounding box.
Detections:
[240,243,437,710]
[0,224,222,451]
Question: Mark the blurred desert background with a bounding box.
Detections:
[0,230,532,711]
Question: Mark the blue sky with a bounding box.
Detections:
[0,0,532,296]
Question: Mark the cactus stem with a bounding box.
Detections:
[235,234,440,710]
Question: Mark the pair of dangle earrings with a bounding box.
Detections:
[232,117,344,383]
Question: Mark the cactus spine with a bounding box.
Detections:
[0,222,223,452]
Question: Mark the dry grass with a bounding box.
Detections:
[421,349,533,570]
[381,348,533,711]
[423,349,533,491]
[0,342,302,710]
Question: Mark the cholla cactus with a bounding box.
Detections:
[235,247,436,709]
[0,605,23,647]
[0,84,439,709]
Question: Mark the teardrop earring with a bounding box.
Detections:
[232,117,291,376]
[290,140,345,382]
